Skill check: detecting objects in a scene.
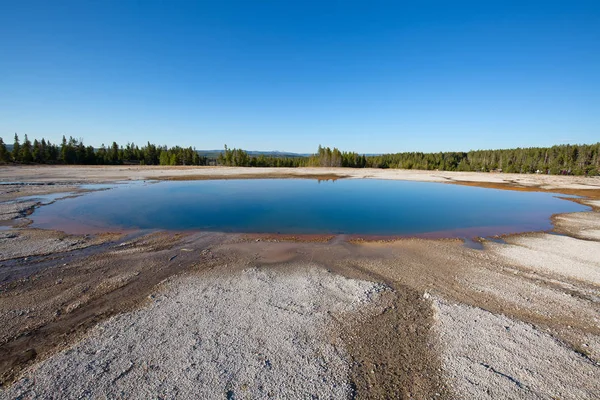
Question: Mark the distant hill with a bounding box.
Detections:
[196,150,311,158]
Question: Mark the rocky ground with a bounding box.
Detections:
[0,167,599,399]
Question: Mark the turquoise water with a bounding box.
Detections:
[29,179,589,237]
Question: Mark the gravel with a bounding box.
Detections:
[0,200,37,222]
[2,266,386,399]
[554,209,600,240]
[0,228,115,262]
[433,298,600,399]
[492,234,600,284]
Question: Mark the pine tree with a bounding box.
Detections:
[20,134,33,163]
[110,142,120,164]
[85,146,96,164]
[12,133,20,162]
[32,139,42,163]
[60,136,68,163]
[0,137,9,163]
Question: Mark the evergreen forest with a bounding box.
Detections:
[1,134,599,176]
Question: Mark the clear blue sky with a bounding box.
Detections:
[1,0,599,153]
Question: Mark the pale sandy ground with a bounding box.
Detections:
[553,210,600,240]
[434,298,599,399]
[2,165,600,190]
[0,166,599,399]
[492,234,600,284]
[0,229,117,262]
[3,267,387,399]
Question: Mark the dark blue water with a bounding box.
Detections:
[29,179,589,237]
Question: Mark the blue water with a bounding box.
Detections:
[28,179,589,237]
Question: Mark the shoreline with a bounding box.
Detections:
[1,164,599,188]
[2,165,598,241]
[0,166,599,398]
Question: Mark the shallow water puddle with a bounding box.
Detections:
[462,237,485,250]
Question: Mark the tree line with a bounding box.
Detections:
[214,143,600,175]
[305,144,600,175]
[216,145,368,168]
[2,134,599,175]
[361,144,600,175]
[0,134,208,166]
